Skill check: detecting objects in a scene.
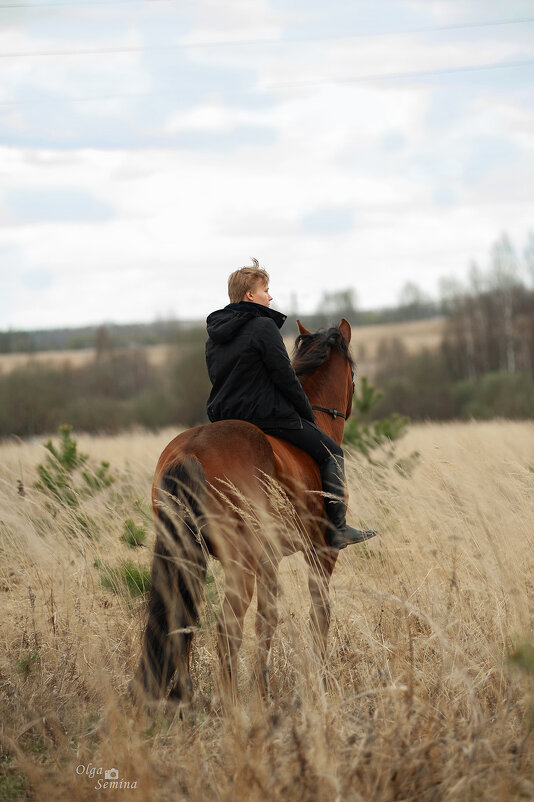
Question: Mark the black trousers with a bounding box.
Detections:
[258,419,343,466]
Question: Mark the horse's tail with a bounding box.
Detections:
[136,456,207,701]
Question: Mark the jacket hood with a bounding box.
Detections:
[206,302,287,344]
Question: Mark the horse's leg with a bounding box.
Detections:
[306,549,338,673]
[217,558,256,702]
[255,547,280,699]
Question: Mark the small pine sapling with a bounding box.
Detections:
[344,377,415,469]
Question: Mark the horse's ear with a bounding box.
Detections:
[297,320,311,335]
[339,318,352,344]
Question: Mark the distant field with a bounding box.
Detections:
[0,420,532,800]
[349,316,445,378]
[0,343,171,375]
[0,317,445,378]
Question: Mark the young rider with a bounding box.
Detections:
[205,259,375,550]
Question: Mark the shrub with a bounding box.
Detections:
[451,372,534,420]
[120,519,147,549]
[129,389,178,430]
[34,425,114,535]
[35,425,113,503]
[98,560,151,598]
[60,396,132,434]
[168,342,211,427]
[0,363,73,437]
[374,348,455,420]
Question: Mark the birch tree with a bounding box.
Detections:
[489,234,519,374]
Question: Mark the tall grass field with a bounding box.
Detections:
[1,421,533,801]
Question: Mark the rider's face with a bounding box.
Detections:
[244,281,273,307]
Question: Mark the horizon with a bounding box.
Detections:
[0,298,445,336]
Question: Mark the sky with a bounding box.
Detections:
[1,0,534,330]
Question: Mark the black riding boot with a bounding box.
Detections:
[321,455,377,550]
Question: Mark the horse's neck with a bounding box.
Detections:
[301,369,346,445]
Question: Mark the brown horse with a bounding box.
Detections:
[135,318,358,702]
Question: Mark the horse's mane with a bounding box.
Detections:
[292,326,354,380]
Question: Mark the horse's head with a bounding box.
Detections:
[292,318,355,441]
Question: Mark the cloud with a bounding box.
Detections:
[177,0,287,44]
[162,100,277,150]
[175,126,276,151]
[4,187,114,223]
[164,102,266,134]
[19,267,53,291]
[462,136,524,184]
[0,244,54,328]
[433,186,457,207]
[382,132,406,151]
[426,0,534,25]
[300,206,355,235]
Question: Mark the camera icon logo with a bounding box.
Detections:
[105,768,119,780]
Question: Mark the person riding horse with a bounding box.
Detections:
[134,266,377,701]
[205,259,375,550]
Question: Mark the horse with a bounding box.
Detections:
[134,318,359,703]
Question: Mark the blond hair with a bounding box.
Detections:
[227,258,270,304]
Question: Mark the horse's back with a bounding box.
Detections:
[264,435,321,494]
[154,420,324,530]
[154,420,275,496]
[155,419,318,496]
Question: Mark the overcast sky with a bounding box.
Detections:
[1,0,534,330]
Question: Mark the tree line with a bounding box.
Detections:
[1,231,533,438]
[371,233,534,421]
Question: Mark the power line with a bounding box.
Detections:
[0,0,176,7]
[0,56,533,108]
[0,0,533,54]
[1,42,179,58]
[267,57,534,91]
[1,15,534,57]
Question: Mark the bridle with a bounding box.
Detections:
[311,379,355,421]
[312,405,346,420]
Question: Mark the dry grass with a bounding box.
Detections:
[0,421,533,801]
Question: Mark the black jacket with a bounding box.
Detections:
[205,301,314,429]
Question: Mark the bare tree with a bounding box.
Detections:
[468,261,489,374]
[489,233,520,374]
[317,288,358,321]
[95,325,114,361]
[524,231,534,288]
[397,282,434,321]
[439,276,477,380]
